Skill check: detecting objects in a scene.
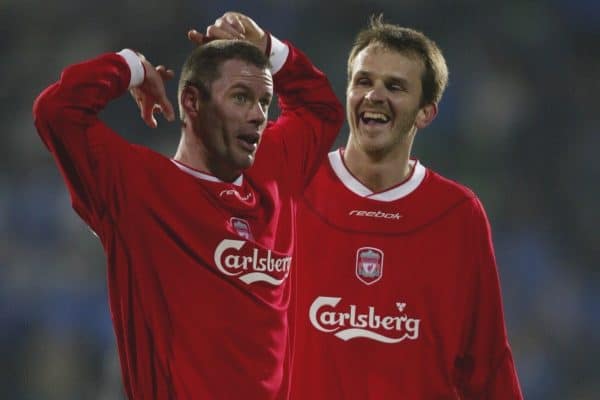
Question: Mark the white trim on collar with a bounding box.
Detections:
[328,150,426,202]
[170,160,243,186]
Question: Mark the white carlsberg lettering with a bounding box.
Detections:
[213,239,291,286]
[254,248,265,271]
[214,239,245,276]
[349,210,402,220]
[309,297,420,343]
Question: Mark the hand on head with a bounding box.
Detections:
[130,12,268,129]
[188,12,268,54]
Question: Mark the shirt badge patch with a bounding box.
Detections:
[230,217,254,240]
[356,247,384,285]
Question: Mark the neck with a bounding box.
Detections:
[173,130,240,182]
[343,138,414,193]
[173,131,208,171]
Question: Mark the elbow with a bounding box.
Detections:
[32,83,60,126]
[32,83,67,150]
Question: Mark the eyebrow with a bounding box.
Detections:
[355,70,409,85]
[229,83,273,98]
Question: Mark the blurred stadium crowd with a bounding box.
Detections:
[1,0,598,398]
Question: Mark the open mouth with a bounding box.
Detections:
[237,133,260,152]
[359,111,391,126]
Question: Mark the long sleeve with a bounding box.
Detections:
[257,40,344,196]
[456,198,523,399]
[32,53,135,234]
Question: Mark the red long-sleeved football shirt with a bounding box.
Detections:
[33,41,343,400]
[290,150,523,399]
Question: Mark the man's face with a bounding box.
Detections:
[195,59,273,180]
[346,43,425,157]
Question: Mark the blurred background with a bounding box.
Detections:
[1,0,598,398]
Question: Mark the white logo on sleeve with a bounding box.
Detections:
[213,239,291,285]
[309,297,420,343]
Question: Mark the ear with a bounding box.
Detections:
[180,85,202,120]
[415,103,438,129]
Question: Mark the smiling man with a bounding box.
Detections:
[290,16,523,399]
[33,12,342,400]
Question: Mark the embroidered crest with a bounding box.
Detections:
[230,217,253,240]
[355,247,384,285]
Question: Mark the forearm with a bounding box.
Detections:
[33,50,142,150]
[32,50,143,230]
[273,39,343,125]
[265,38,343,192]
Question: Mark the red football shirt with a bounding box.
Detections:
[33,43,343,399]
[290,150,523,399]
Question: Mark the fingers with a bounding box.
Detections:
[131,58,176,127]
[140,97,157,128]
[187,29,207,45]
[190,13,258,45]
[205,25,244,41]
[141,101,174,127]
[156,65,175,81]
[202,13,247,41]
[132,90,174,127]
[224,13,245,35]
[155,96,175,122]
[215,14,245,38]
[154,66,175,122]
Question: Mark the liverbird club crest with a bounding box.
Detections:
[355,247,384,285]
[230,217,254,240]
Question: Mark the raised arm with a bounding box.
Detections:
[32,50,174,230]
[190,12,344,193]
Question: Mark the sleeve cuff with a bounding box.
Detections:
[268,34,289,75]
[117,49,145,88]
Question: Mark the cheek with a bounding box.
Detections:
[346,91,361,116]
[212,103,238,129]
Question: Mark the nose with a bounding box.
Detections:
[248,101,267,127]
[364,84,385,103]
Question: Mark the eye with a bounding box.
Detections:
[233,93,248,104]
[387,82,406,92]
[259,98,271,109]
[355,77,371,86]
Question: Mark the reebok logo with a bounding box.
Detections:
[219,189,252,201]
[349,210,402,220]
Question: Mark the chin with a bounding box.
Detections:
[360,134,388,149]
[237,156,255,170]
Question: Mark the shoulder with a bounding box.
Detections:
[424,168,476,201]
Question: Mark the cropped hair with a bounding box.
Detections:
[347,15,449,106]
[178,40,270,117]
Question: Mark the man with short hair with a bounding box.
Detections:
[290,16,523,399]
[33,12,343,399]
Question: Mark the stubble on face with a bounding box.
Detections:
[194,59,273,181]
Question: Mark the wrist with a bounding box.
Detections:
[117,48,145,88]
[268,34,289,74]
